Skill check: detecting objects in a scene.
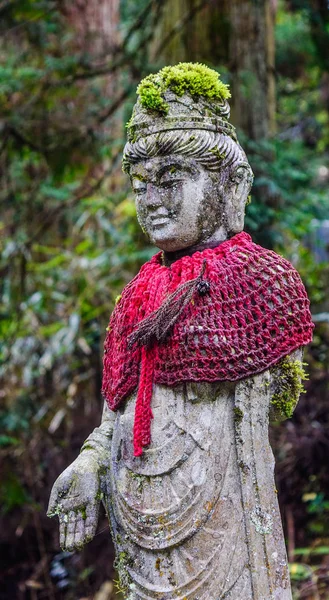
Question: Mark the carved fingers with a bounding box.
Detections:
[47,454,102,551]
[64,510,77,551]
[59,503,100,551]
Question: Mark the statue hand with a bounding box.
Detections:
[47,453,101,551]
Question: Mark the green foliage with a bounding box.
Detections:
[303,492,329,516]
[243,3,329,255]
[289,562,313,582]
[294,545,329,557]
[0,435,20,448]
[244,136,328,248]
[0,472,31,514]
[136,62,230,115]
[276,9,315,75]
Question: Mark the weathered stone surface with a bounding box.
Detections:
[48,64,306,599]
[106,380,269,599]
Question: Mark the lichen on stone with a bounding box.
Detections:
[238,460,249,475]
[135,62,231,116]
[250,506,273,535]
[270,357,308,419]
[233,406,244,424]
[114,550,133,595]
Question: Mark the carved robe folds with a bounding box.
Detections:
[104,375,291,600]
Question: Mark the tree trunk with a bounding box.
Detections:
[63,0,120,56]
[229,0,276,139]
[62,0,123,188]
[154,0,276,140]
[152,0,230,66]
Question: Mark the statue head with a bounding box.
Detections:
[123,63,253,254]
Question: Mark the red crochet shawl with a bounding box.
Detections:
[102,232,313,456]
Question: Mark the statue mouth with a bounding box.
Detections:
[149,212,171,228]
[151,217,170,228]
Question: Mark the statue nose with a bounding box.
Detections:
[144,183,164,208]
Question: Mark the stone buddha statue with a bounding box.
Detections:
[48,63,313,600]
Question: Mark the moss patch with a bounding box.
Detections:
[270,357,308,419]
[114,550,133,595]
[210,147,226,160]
[136,63,231,116]
[233,407,244,424]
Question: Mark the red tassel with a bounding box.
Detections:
[133,347,155,457]
[128,260,207,349]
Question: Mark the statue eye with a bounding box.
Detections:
[159,180,178,189]
[132,180,147,194]
[159,169,184,186]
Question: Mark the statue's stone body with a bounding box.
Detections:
[48,64,312,600]
[106,376,293,599]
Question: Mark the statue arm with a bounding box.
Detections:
[80,400,116,465]
[47,401,116,551]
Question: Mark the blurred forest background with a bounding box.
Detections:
[0,0,329,599]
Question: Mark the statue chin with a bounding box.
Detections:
[150,227,231,255]
[149,229,199,253]
[151,237,193,253]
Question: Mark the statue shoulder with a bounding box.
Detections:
[226,239,314,346]
[239,241,308,293]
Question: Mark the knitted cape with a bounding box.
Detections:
[102,232,313,456]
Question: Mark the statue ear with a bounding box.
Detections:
[229,164,254,203]
[224,163,254,234]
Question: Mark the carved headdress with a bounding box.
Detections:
[123,63,250,179]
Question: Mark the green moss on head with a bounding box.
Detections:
[270,357,308,419]
[136,63,231,116]
[137,75,169,114]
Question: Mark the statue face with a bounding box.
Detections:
[130,155,227,253]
